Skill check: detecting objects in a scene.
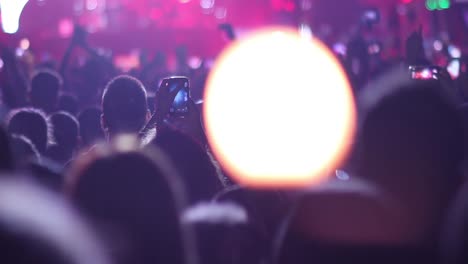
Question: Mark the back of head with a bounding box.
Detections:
[0,176,109,264]
[357,76,464,232]
[30,69,62,113]
[102,75,148,134]
[7,108,49,154]
[183,202,267,264]
[78,107,104,147]
[359,80,464,180]
[152,128,222,205]
[276,179,435,264]
[67,136,196,264]
[49,111,79,151]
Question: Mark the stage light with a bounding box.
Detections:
[0,0,29,34]
[19,38,30,50]
[200,0,215,9]
[426,0,451,10]
[204,27,356,188]
[439,0,451,9]
[58,19,74,38]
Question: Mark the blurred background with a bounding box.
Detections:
[1,0,467,70]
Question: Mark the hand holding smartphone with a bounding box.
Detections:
[409,66,440,80]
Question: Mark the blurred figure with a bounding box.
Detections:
[7,108,50,154]
[276,179,433,264]
[66,135,197,264]
[0,177,110,264]
[101,75,150,139]
[30,69,62,113]
[0,126,13,172]
[47,111,80,165]
[183,202,268,264]
[355,73,465,244]
[441,182,468,264]
[58,93,79,116]
[150,128,223,205]
[214,185,289,244]
[78,107,104,148]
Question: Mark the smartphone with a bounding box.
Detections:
[409,66,439,80]
[161,76,190,115]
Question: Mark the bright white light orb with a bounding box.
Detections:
[204,27,356,188]
[0,0,29,34]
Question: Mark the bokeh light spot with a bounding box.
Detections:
[204,27,356,188]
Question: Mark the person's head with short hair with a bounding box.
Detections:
[47,111,80,164]
[58,93,79,116]
[101,75,150,137]
[30,69,62,113]
[78,107,104,147]
[0,176,110,264]
[7,108,50,154]
[66,135,197,264]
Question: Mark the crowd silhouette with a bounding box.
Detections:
[1,20,468,264]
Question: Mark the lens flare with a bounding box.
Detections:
[204,27,356,188]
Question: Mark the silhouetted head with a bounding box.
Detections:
[276,179,434,264]
[357,74,465,243]
[58,93,79,116]
[67,135,197,264]
[7,108,50,154]
[46,112,80,164]
[183,202,267,264]
[151,128,223,205]
[101,75,149,137]
[49,111,79,151]
[30,69,62,113]
[78,107,104,147]
[0,177,110,264]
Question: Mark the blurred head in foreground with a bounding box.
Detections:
[356,71,464,243]
[276,179,435,264]
[0,176,109,264]
[66,135,197,264]
[183,202,268,264]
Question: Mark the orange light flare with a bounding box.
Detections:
[203,27,356,189]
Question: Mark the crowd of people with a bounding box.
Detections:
[1,22,468,264]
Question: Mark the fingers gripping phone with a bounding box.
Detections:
[161,76,190,116]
